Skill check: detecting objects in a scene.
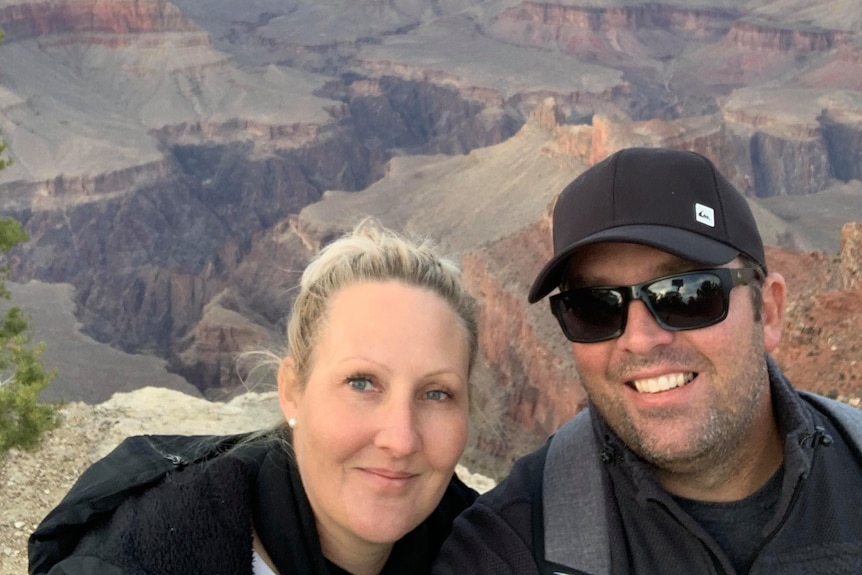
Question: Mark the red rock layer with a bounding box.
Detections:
[0,0,199,41]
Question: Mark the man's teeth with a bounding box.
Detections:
[632,373,694,394]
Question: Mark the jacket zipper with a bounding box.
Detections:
[744,428,831,573]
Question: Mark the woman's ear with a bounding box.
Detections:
[761,272,786,352]
[278,357,299,422]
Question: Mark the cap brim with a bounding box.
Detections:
[527,225,740,303]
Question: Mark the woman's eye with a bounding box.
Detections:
[347,376,374,392]
[425,389,452,402]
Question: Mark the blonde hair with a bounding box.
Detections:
[287,219,479,384]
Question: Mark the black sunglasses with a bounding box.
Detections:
[549,267,761,343]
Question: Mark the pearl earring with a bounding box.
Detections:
[288,418,297,429]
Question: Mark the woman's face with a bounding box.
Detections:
[279,280,471,558]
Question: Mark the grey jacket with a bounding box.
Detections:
[433,357,862,574]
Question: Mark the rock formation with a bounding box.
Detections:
[840,222,862,290]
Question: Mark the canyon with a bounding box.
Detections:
[0,0,861,480]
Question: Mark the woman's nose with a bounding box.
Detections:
[374,400,421,457]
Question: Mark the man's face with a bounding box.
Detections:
[564,242,785,478]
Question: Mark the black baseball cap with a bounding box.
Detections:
[528,147,766,303]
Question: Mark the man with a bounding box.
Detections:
[433,147,862,574]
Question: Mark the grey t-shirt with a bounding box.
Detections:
[673,466,785,573]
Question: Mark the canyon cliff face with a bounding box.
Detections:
[489,3,737,52]
[769,227,862,398]
[0,0,516,395]
[0,0,199,40]
[0,0,861,472]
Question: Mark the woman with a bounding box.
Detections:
[29,220,480,575]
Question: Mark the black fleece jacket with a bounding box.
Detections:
[43,442,476,575]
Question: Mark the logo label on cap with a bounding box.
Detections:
[695,203,715,227]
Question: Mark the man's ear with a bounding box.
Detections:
[278,357,299,422]
[761,272,786,352]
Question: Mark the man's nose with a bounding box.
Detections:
[616,299,675,353]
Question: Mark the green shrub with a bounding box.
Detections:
[0,333,57,453]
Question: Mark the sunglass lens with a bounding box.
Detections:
[645,272,727,329]
[556,288,625,342]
